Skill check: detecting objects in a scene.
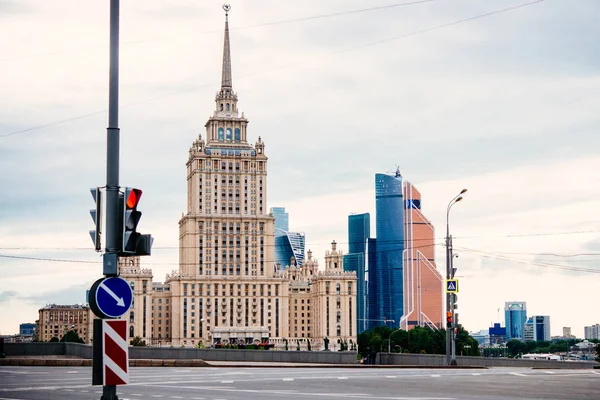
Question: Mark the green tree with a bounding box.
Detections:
[595,343,600,363]
[49,336,59,343]
[60,330,84,344]
[130,336,146,347]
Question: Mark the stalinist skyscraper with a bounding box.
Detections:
[169,5,288,346]
[118,6,356,350]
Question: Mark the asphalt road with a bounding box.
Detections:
[1,366,599,400]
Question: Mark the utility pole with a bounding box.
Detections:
[102,0,120,398]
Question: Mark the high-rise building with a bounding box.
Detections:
[107,7,357,349]
[524,316,551,341]
[274,229,306,268]
[344,213,370,334]
[505,302,527,340]
[563,327,572,337]
[584,324,600,340]
[400,180,443,330]
[271,207,289,231]
[373,169,405,326]
[489,323,507,344]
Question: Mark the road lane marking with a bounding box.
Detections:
[282,378,294,381]
[170,397,184,399]
[221,380,234,383]
[592,371,600,375]
[543,371,555,374]
[430,375,441,377]
[510,372,527,377]
[151,395,163,398]
[385,376,397,378]
[337,377,348,380]
[471,373,481,376]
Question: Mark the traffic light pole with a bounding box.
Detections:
[445,230,452,366]
[102,0,120,399]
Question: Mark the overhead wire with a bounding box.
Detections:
[0,0,546,139]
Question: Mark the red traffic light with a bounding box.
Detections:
[126,188,142,209]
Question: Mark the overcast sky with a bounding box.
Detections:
[1,0,599,338]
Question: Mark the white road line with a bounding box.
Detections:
[471,373,481,376]
[131,394,142,397]
[510,372,527,377]
[170,397,184,399]
[80,390,89,392]
[282,378,294,381]
[66,371,78,374]
[592,371,600,375]
[430,375,441,378]
[337,377,348,380]
[221,380,234,383]
[63,389,74,392]
[385,376,397,378]
[543,371,555,374]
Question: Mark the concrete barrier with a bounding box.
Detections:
[378,353,598,369]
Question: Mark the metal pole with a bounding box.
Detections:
[101,0,120,399]
[445,213,451,365]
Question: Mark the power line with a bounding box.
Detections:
[0,242,443,266]
[456,247,600,274]
[0,1,437,63]
[0,0,545,140]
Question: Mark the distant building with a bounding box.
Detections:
[19,323,35,336]
[489,323,507,344]
[373,169,405,327]
[37,304,93,343]
[270,207,289,231]
[344,213,370,334]
[275,229,306,269]
[584,324,600,340]
[563,327,574,338]
[524,316,550,341]
[400,180,443,330]
[471,330,490,347]
[505,302,527,340]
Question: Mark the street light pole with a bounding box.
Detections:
[445,189,466,366]
[388,328,402,353]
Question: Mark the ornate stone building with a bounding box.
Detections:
[110,7,356,350]
[37,304,93,343]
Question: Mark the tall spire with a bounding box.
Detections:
[221,4,232,89]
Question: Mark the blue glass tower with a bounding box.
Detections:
[271,207,289,231]
[505,302,527,340]
[344,213,370,334]
[374,172,405,327]
[274,228,305,268]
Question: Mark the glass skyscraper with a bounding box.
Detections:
[270,207,289,231]
[374,172,405,327]
[505,302,527,340]
[344,213,370,334]
[274,228,305,268]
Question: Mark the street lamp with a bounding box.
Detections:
[388,328,402,353]
[446,188,467,366]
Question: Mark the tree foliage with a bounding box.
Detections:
[130,336,146,347]
[60,330,84,344]
[357,325,480,356]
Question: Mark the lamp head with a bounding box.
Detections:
[455,196,463,203]
[460,188,468,194]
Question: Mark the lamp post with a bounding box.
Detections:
[446,188,467,366]
[388,328,402,353]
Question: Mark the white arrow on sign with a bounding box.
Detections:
[99,281,126,307]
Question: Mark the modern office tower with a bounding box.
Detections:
[488,323,507,344]
[524,316,551,341]
[373,169,405,327]
[275,229,306,268]
[344,213,370,334]
[400,180,443,330]
[270,207,289,231]
[366,238,379,330]
[584,324,600,340]
[505,302,527,340]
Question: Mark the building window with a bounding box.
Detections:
[218,128,224,141]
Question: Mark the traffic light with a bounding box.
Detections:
[446,311,453,329]
[452,293,458,310]
[89,187,103,252]
[119,187,153,256]
[454,327,459,340]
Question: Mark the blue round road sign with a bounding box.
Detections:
[89,277,133,319]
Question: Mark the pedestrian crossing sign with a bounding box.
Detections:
[446,279,459,293]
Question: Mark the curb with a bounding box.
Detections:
[0,359,210,367]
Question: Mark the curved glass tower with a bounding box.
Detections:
[274,228,305,268]
[374,172,405,326]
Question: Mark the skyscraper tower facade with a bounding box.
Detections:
[344,213,370,334]
[400,181,443,330]
[173,6,288,346]
[505,302,527,341]
[374,170,405,326]
[270,207,289,231]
